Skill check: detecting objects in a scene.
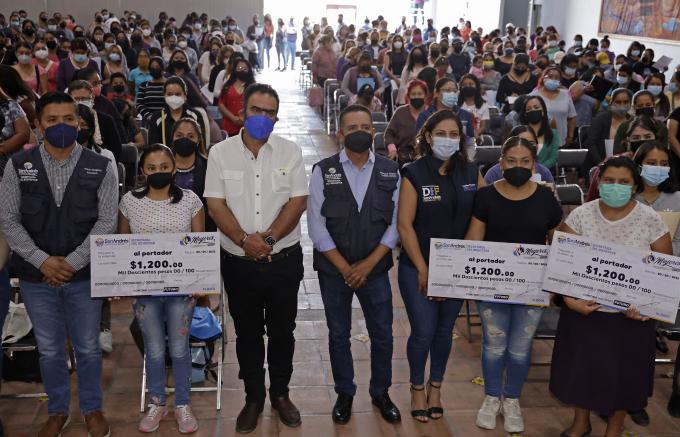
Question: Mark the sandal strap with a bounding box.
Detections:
[428,407,444,414]
[428,381,442,389]
[410,384,425,391]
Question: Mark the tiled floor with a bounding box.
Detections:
[2,68,680,436]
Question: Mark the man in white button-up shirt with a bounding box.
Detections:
[204,83,308,434]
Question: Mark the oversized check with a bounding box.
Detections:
[427,238,551,306]
[543,231,680,323]
[90,232,221,297]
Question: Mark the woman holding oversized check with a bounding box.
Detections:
[465,136,563,434]
[397,109,484,423]
[550,156,672,437]
[118,144,204,434]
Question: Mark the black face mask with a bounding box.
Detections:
[359,64,371,73]
[57,50,69,60]
[77,128,92,145]
[635,107,655,118]
[74,31,84,38]
[147,171,173,189]
[430,50,440,58]
[514,67,527,75]
[235,70,250,81]
[131,35,142,43]
[410,97,425,109]
[46,40,57,50]
[628,140,647,153]
[23,28,35,36]
[173,137,198,157]
[225,39,235,45]
[150,67,163,79]
[344,130,373,153]
[460,87,476,99]
[112,84,126,94]
[525,109,543,124]
[503,166,532,187]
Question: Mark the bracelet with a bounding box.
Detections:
[238,233,249,247]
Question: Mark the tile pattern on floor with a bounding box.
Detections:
[2,67,680,437]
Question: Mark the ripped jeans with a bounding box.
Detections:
[477,302,543,399]
[133,296,196,406]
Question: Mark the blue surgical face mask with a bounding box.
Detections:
[244,115,275,141]
[564,66,576,76]
[44,123,78,148]
[598,183,633,208]
[441,91,458,108]
[647,85,663,96]
[669,82,679,94]
[431,137,460,160]
[631,49,641,57]
[544,78,560,91]
[73,53,88,63]
[616,75,628,85]
[640,165,670,187]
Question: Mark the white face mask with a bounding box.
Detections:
[393,41,403,49]
[78,99,94,109]
[431,137,460,160]
[177,40,188,49]
[34,49,49,60]
[142,28,151,37]
[165,95,185,110]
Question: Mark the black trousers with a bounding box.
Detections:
[221,245,303,403]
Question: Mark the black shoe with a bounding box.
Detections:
[668,391,680,417]
[270,395,301,428]
[628,409,650,426]
[332,393,353,424]
[371,393,401,423]
[559,426,592,437]
[236,401,264,434]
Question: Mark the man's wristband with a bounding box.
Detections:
[238,233,248,247]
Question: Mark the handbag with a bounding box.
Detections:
[307,86,323,107]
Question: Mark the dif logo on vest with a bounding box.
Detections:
[422,185,441,202]
[18,162,39,182]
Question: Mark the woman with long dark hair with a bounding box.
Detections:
[518,95,560,169]
[119,144,204,433]
[218,59,255,136]
[458,74,489,138]
[397,109,484,423]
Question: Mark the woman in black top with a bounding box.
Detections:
[496,54,538,113]
[465,136,562,434]
[397,110,484,423]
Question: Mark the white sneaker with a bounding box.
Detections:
[175,405,199,434]
[501,397,525,433]
[139,404,168,433]
[476,395,501,430]
[99,330,113,354]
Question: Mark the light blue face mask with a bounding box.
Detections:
[544,78,560,91]
[669,82,679,94]
[431,137,460,160]
[441,91,458,108]
[599,183,633,208]
[647,85,663,96]
[616,75,628,85]
[640,165,670,187]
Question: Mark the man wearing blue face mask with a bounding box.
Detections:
[0,92,118,437]
[308,105,401,425]
[204,83,308,434]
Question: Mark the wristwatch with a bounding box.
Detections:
[264,235,277,247]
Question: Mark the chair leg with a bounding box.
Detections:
[465,300,473,343]
[140,354,147,412]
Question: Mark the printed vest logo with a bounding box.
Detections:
[18,162,39,182]
[422,185,441,202]
[324,167,343,185]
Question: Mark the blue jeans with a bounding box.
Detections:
[398,262,463,385]
[477,301,543,399]
[318,271,393,398]
[133,296,196,406]
[20,280,103,415]
[262,37,272,67]
[286,41,296,68]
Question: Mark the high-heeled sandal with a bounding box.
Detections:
[559,425,592,437]
[427,381,444,420]
[410,385,429,423]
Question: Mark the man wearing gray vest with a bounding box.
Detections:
[308,105,401,424]
[0,92,117,437]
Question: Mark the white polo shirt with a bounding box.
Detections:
[204,131,308,255]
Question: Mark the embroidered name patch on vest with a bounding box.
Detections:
[422,185,441,202]
[17,161,38,182]
[324,167,343,185]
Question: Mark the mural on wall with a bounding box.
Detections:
[599,0,680,41]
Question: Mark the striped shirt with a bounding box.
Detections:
[135,81,166,121]
[0,143,118,271]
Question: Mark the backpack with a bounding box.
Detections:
[189,306,222,384]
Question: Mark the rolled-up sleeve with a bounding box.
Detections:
[65,162,119,270]
[0,160,50,269]
[379,173,401,249]
[307,166,336,252]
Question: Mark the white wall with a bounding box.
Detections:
[433,0,503,35]
[11,0,263,32]
[539,0,680,75]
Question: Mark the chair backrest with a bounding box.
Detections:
[139,127,148,147]
[333,88,345,103]
[116,162,126,197]
[374,132,385,155]
[556,149,588,170]
[206,105,222,122]
[373,121,388,133]
[477,134,495,146]
[474,146,502,167]
[556,184,584,206]
[120,143,139,189]
[338,94,350,111]
[371,112,387,123]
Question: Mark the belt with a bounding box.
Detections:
[222,243,300,264]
